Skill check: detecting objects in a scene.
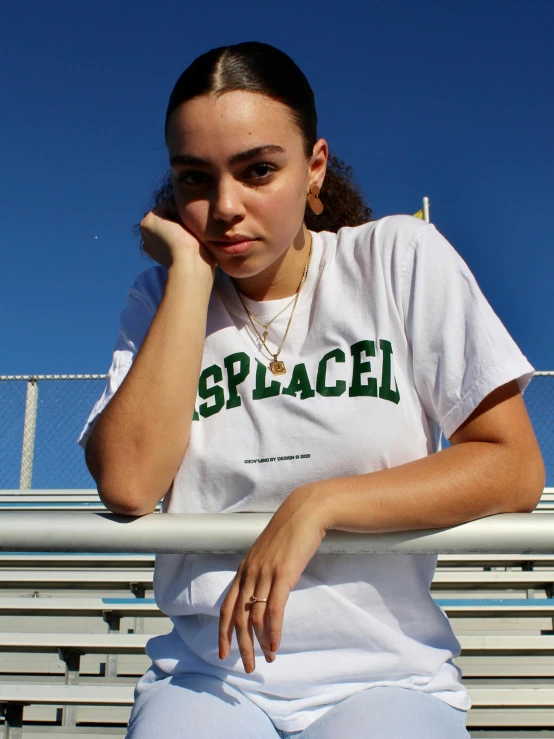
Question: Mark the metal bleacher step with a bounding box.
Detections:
[4,683,554,733]
[2,731,127,739]
[2,551,554,569]
[2,632,554,657]
[470,733,554,738]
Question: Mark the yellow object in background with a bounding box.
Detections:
[413,209,424,219]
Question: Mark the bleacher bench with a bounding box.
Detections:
[3,569,554,597]
[3,684,554,736]
[2,596,554,620]
[3,551,554,569]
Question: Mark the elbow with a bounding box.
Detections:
[105,503,156,517]
[85,435,166,516]
[97,483,158,517]
[511,448,546,513]
[94,466,172,515]
[517,483,545,514]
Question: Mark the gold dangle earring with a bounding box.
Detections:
[307,184,324,215]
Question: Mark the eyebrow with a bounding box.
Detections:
[169,144,286,168]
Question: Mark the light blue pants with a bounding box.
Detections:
[126,665,471,738]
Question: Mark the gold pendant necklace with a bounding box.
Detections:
[234,234,313,374]
[269,358,287,375]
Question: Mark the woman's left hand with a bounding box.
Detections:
[218,485,326,673]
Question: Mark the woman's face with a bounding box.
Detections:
[165,90,327,284]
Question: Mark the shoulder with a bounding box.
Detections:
[334,214,435,257]
[329,215,438,276]
[126,265,168,312]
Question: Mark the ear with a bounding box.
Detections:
[309,138,328,188]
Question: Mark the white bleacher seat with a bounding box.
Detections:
[0,633,148,655]
[0,554,155,568]
[4,551,554,568]
[3,632,554,657]
[2,595,554,620]
[3,567,553,594]
[0,598,159,620]
[0,569,153,594]
[3,684,554,733]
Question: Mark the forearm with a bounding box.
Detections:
[87,256,213,515]
[303,440,543,535]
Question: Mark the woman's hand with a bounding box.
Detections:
[140,197,217,273]
[218,485,326,673]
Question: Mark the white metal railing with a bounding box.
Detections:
[0,510,552,554]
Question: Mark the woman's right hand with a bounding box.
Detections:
[140,198,217,274]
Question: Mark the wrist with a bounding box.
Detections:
[290,482,333,535]
[168,253,215,289]
[298,477,357,533]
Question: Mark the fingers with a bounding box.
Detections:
[233,595,254,672]
[261,577,288,654]
[219,578,240,661]
[150,197,180,223]
[233,570,264,673]
[249,602,274,663]
[219,571,288,673]
[248,575,276,663]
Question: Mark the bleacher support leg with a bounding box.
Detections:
[3,703,23,739]
[131,584,146,634]
[103,611,122,678]
[59,648,82,727]
[106,653,118,678]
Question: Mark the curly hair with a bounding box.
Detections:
[136,41,372,254]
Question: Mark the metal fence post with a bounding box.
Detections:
[19,378,39,490]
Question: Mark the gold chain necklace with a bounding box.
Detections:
[234,235,313,375]
[247,293,298,342]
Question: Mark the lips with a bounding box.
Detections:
[208,237,259,256]
[209,235,255,244]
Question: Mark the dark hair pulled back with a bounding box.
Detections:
[144,41,371,238]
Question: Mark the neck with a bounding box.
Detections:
[232,225,312,301]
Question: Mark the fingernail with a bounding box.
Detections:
[270,642,277,652]
[265,654,274,663]
[245,663,253,673]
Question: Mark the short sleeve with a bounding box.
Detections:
[76,266,166,450]
[401,223,534,440]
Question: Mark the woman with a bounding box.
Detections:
[78,41,545,738]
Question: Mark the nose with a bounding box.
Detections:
[211,176,246,222]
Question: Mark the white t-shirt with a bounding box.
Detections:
[78,215,534,732]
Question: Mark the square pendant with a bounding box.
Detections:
[269,360,287,375]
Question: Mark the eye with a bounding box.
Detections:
[175,162,277,188]
[176,171,210,186]
[248,163,276,180]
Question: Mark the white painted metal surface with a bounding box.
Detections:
[1,632,553,655]
[0,633,148,653]
[0,683,133,704]
[18,380,38,490]
[1,596,553,618]
[0,510,553,554]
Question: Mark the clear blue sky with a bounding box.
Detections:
[1,0,553,375]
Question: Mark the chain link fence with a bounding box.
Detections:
[523,372,553,485]
[0,375,107,489]
[0,372,553,490]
